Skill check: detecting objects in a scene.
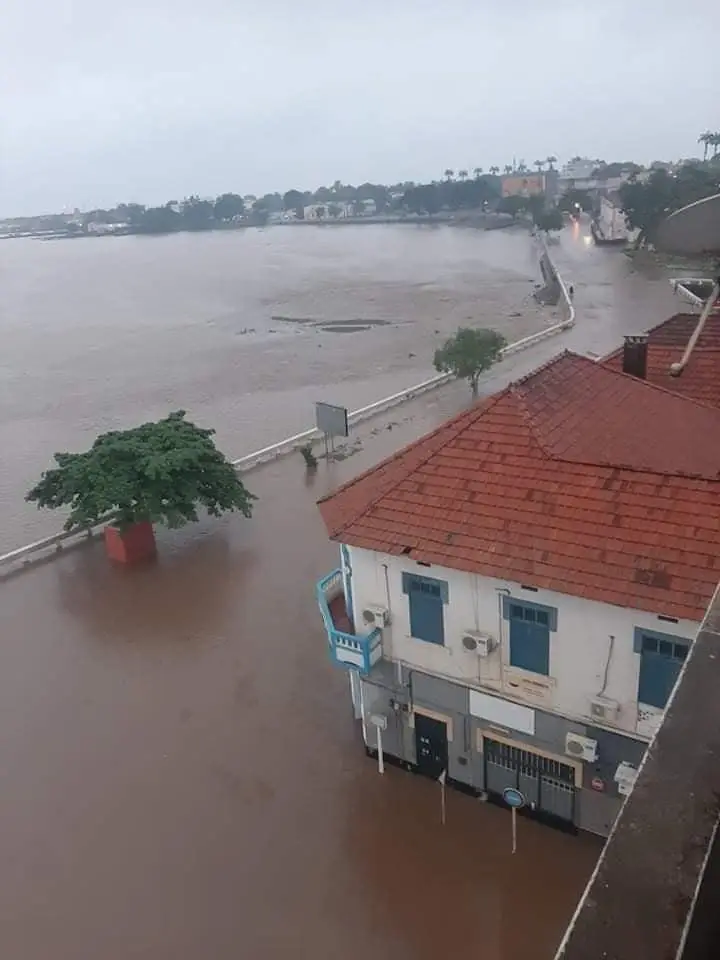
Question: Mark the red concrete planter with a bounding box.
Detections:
[104,521,157,564]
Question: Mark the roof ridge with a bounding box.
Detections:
[597,348,720,413]
[318,390,512,539]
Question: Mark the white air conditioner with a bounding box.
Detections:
[565,732,598,763]
[590,696,620,723]
[362,604,390,629]
[614,761,638,796]
[461,631,496,657]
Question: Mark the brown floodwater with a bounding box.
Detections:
[0,222,681,959]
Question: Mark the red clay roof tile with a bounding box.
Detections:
[604,312,720,407]
[318,352,720,621]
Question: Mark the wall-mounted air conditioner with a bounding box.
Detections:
[461,631,496,657]
[362,604,390,629]
[614,761,638,796]
[590,696,620,723]
[565,732,598,763]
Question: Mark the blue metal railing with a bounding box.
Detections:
[316,569,382,674]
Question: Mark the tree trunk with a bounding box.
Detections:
[470,377,479,398]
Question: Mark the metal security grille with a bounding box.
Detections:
[484,737,576,823]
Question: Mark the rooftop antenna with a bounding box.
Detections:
[655,193,720,377]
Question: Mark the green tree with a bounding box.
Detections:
[458,169,469,181]
[619,164,720,247]
[444,168,455,181]
[433,327,506,397]
[698,131,713,162]
[503,164,513,175]
[214,193,245,221]
[26,411,256,531]
[497,195,526,219]
[137,205,181,233]
[473,167,483,178]
[489,166,500,176]
[535,208,563,232]
[283,189,305,213]
[546,156,557,170]
[182,197,215,230]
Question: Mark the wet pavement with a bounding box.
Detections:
[0,221,683,959]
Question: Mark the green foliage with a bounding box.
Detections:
[214,192,245,221]
[283,189,305,212]
[299,443,318,468]
[497,195,526,218]
[535,208,563,232]
[433,327,506,396]
[619,163,720,248]
[26,411,256,532]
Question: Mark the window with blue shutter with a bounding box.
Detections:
[502,597,556,675]
[402,572,448,645]
[634,629,689,709]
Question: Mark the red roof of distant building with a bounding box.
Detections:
[604,312,720,407]
[318,353,720,621]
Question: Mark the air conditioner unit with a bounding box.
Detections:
[461,631,496,657]
[362,604,390,629]
[590,696,620,723]
[565,732,598,763]
[614,761,638,796]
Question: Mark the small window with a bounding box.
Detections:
[635,628,690,709]
[503,597,556,676]
[402,572,448,645]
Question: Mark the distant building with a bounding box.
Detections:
[501,173,545,198]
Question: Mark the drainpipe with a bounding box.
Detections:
[670,279,720,376]
[497,587,511,669]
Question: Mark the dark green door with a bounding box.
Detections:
[414,714,448,780]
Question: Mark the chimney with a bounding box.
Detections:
[622,334,648,380]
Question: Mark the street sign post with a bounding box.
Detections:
[438,769,447,825]
[502,787,526,855]
[315,402,349,459]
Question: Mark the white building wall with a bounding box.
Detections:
[346,546,699,739]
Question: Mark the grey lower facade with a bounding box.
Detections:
[355,664,647,837]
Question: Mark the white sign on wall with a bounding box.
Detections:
[469,689,536,736]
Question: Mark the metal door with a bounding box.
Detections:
[484,738,575,824]
[414,714,448,780]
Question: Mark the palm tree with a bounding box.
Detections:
[458,169,469,181]
[490,166,500,176]
[504,164,513,175]
[517,161,528,173]
[534,160,544,173]
[698,131,713,161]
[546,155,557,170]
[711,133,720,159]
[444,168,455,181]
[473,167,483,179]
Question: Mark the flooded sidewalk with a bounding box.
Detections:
[0,404,600,960]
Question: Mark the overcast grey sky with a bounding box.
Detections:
[1,0,718,215]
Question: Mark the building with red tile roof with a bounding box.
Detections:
[604,312,720,408]
[315,351,720,838]
[320,351,720,622]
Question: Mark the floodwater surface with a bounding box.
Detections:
[0,223,681,959]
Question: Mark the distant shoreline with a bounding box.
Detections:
[0,211,519,241]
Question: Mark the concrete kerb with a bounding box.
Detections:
[0,238,575,571]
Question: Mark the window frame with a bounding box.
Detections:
[502,595,557,676]
[634,627,690,710]
[401,571,449,645]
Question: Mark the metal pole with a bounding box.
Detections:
[440,771,446,825]
[512,808,517,855]
[377,726,384,775]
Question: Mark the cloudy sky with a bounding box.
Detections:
[1,0,718,215]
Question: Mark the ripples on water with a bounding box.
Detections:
[1,224,547,545]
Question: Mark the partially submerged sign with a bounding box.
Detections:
[315,402,349,439]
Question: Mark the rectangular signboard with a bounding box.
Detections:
[315,402,349,438]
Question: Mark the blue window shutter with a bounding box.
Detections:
[403,572,447,645]
[635,628,689,708]
[509,618,550,674]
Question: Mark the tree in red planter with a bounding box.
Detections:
[26,411,256,564]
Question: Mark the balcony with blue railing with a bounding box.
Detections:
[316,569,382,675]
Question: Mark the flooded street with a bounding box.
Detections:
[0,222,682,959]
[0,224,547,548]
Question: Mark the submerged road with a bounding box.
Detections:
[0,222,683,959]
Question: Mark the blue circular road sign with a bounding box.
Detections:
[502,787,526,809]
